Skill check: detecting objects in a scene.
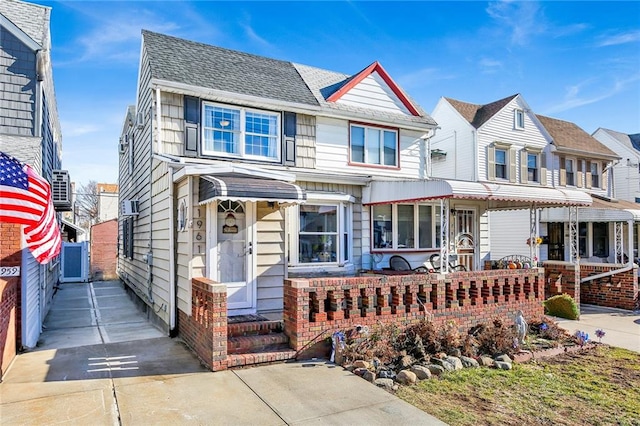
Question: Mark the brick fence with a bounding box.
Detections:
[543,261,638,311]
[283,269,545,357]
[178,277,228,371]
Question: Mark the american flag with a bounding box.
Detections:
[0,152,61,264]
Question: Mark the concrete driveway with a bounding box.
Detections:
[0,280,445,425]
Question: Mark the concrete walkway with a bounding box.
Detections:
[553,304,640,353]
[0,280,445,425]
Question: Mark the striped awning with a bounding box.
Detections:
[198,175,306,205]
[363,179,592,209]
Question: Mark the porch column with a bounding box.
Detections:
[440,198,450,272]
[569,206,579,263]
[615,221,624,263]
[529,205,540,266]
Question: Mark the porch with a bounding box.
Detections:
[179,267,545,371]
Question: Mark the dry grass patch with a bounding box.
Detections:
[397,345,640,426]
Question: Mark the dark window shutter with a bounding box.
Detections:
[184,96,200,157]
[127,218,134,259]
[283,112,296,166]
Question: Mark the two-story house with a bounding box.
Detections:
[592,128,640,204]
[0,0,69,377]
[118,31,438,334]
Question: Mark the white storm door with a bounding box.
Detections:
[213,201,255,313]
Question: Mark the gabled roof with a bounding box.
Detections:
[142,30,436,127]
[445,94,518,129]
[536,115,619,158]
[0,0,49,49]
[596,128,640,152]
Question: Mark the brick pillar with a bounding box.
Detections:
[284,279,311,351]
[1,222,22,379]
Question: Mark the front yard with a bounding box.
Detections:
[396,345,640,426]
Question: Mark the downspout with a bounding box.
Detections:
[472,130,477,181]
[168,164,176,335]
[581,218,635,283]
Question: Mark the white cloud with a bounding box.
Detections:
[596,30,640,47]
[60,123,101,138]
[397,67,455,89]
[486,0,545,46]
[478,58,503,74]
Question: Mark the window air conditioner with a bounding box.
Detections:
[51,170,72,211]
[121,199,139,216]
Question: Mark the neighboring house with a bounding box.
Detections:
[118,30,438,334]
[97,183,118,222]
[430,94,635,266]
[0,0,70,377]
[90,219,117,280]
[592,128,640,203]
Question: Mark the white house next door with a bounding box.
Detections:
[211,200,256,315]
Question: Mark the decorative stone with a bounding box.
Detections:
[396,370,417,385]
[444,356,463,370]
[353,360,371,369]
[410,365,432,380]
[430,357,455,372]
[426,364,446,376]
[459,356,480,368]
[494,360,513,370]
[374,378,395,391]
[494,354,513,364]
[378,369,396,380]
[362,370,376,382]
[479,356,494,367]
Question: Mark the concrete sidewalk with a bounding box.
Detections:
[0,280,445,425]
[553,304,640,353]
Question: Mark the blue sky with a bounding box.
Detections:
[31,0,640,186]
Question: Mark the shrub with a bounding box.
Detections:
[529,316,572,341]
[543,294,579,320]
[473,317,517,356]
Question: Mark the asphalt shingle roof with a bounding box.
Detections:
[445,94,518,129]
[537,115,619,158]
[142,30,436,127]
[599,128,640,152]
[0,0,49,47]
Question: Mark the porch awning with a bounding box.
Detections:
[542,196,640,222]
[198,175,306,205]
[363,179,592,209]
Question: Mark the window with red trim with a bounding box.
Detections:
[350,123,398,167]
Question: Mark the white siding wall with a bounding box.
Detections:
[256,202,286,312]
[592,129,640,202]
[430,101,476,181]
[314,116,426,179]
[336,74,411,115]
[488,210,531,259]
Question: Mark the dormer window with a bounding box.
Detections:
[515,109,525,130]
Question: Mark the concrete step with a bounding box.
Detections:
[226,347,297,369]
[227,333,289,355]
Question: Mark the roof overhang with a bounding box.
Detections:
[541,197,640,222]
[363,179,592,210]
[199,174,306,205]
[0,14,41,51]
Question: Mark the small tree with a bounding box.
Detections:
[76,180,99,228]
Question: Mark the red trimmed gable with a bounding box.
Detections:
[326,61,421,116]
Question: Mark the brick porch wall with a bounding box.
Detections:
[1,223,22,379]
[177,277,228,371]
[284,269,545,356]
[543,261,638,311]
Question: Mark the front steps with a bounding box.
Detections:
[226,320,297,368]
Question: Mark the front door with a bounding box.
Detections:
[213,200,255,315]
[548,222,564,261]
[453,208,475,271]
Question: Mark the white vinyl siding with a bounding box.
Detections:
[256,202,286,313]
[488,210,532,259]
[430,102,477,181]
[335,73,412,115]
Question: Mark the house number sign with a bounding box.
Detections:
[0,266,20,277]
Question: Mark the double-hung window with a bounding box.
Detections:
[372,203,440,250]
[590,162,600,188]
[527,152,538,182]
[202,103,280,161]
[350,123,398,167]
[495,149,507,179]
[515,109,525,129]
[565,159,575,186]
[297,202,352,265]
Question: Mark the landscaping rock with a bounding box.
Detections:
[444,356,463,371]
[362,370,376,382]
[426,364,446,376]
[353,360,371,369]
[377,369,396,380]
[479,356,494,367]
[460,356,480,368]
[431,357,455,372]
[353,367,368,377]
[494,360,513,370]
[374,378,396,391]
[494,354,512,364]
[396,370,417,385]
[410,365,432,380]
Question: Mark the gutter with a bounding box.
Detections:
[580,218,635,283]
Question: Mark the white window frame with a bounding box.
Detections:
[527,152,539,183]
[372,203,440,251]
[349,122,399,167]
[515,109,525,130]
[291,199,353,266]
[495,148,508,180]
[590,161,600,188]
[201,102,281,162]
[565,158,575,186]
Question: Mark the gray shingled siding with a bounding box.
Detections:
[0,0,48,46]
[0,26,36,136]
[296,114,316,169]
